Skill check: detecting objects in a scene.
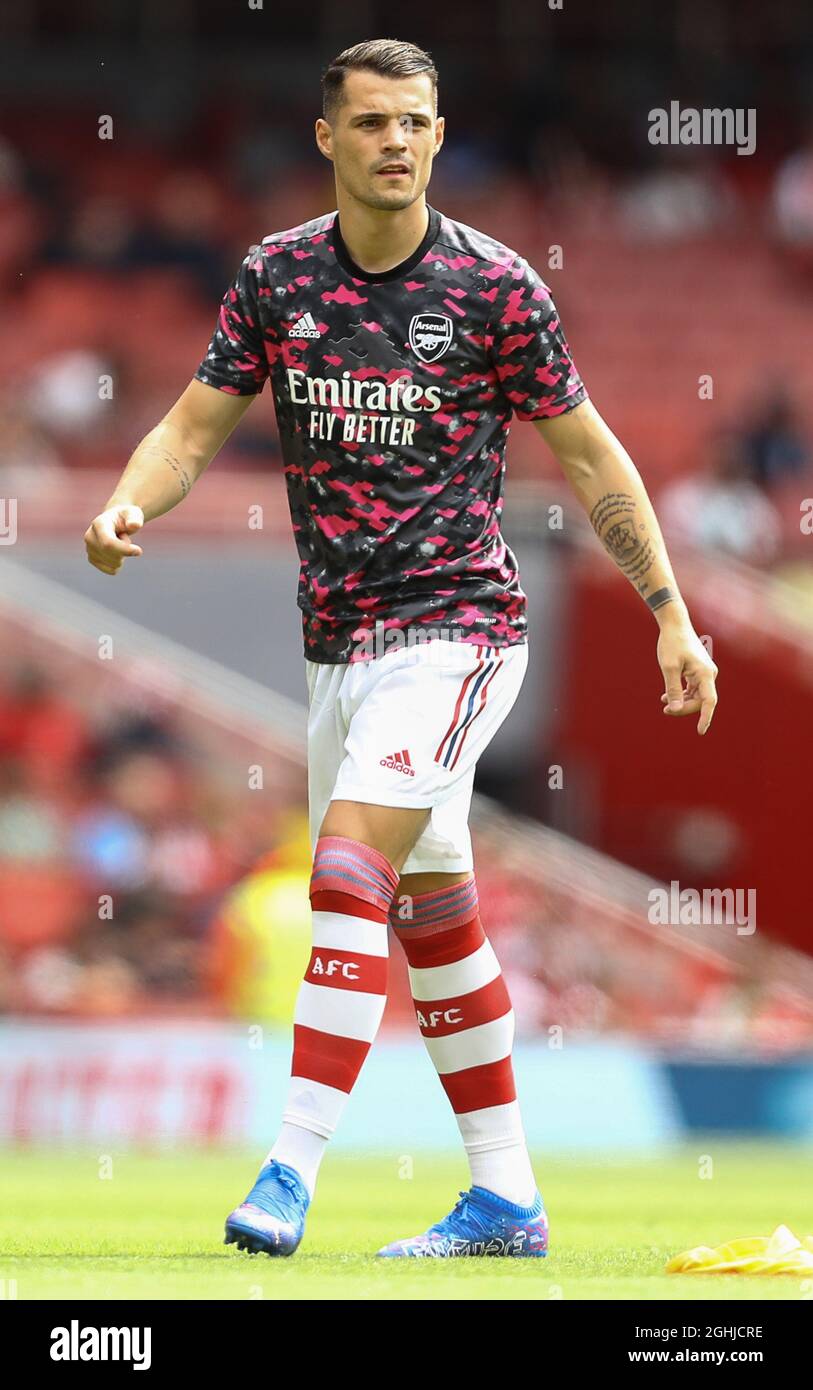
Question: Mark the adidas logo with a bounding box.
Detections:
[287,311,322,339]
[380,748,415,777]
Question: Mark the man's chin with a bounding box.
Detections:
[360,187,420,212]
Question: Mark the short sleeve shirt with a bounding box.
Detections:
[195,204,588,662]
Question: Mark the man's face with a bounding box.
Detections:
[316,69,443,211]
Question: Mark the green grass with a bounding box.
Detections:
[1,1143,811,1300]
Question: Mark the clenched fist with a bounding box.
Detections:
[84,505,145,575]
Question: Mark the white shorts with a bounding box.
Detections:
[305,638,528,875]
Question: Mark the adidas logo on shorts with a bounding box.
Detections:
[380,748,415,776]
[287,311,322,339]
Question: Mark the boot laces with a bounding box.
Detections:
[433,1190,491,1238]
[266,1160,301,1195]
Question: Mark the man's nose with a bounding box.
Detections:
[380,120,410,149]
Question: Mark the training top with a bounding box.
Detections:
[194,203,588,663]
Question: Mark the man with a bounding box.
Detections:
[84,38,718,1259]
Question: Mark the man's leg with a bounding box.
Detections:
[231,640,535,1255]
[319,800,431,864]
[265,800,431,1198]
[390,867,538,1208]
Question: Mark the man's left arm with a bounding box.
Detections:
[534,398,719,735]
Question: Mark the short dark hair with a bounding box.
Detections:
[321,38,438,123]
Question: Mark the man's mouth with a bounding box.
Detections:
[376,164,410,176]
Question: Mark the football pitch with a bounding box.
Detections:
[1,1143,810,1300]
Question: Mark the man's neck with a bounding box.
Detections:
[334,193,430,275]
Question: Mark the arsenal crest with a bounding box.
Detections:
[408,313,453,363]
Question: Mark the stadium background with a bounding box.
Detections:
[1,0,813,1164]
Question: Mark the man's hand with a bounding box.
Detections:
[82,381,256,575]
[656,612,719,735]
[84,505,145,575]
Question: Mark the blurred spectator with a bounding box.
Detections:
[0,667,88,790]
[41,194,140,271]
[0,136,41,291]
[24,348,117,438]
[741,383,810,488]
[40,177,227,301]
[204,812,313,1023]
[618,153,736,239]
[0,390,67,493]
[659,428,783,563]
[70,799,152,890]
[0,759,66,861]
[772,123,813,275]
[127,171,229,301]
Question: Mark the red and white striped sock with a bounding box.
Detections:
[391,877,538,1208]
[268,834,399,1197]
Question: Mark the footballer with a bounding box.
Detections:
[84,38,718,1259]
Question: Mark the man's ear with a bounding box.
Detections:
[434,115,445,156]
[314,118,334,162]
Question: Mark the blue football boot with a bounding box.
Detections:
[376,1185,549,1258]
[224,1159,310,1256]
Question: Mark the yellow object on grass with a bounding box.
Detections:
[666,1225,813,1275]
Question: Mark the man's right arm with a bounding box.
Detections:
[84,379,255,575]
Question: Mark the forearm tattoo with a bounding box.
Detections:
[142,446,192,499]
[588,491,667,603]
[645,586,677,611]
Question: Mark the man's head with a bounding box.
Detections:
[316,39,443,212]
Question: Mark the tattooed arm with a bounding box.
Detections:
[534,400,719,734]
[84,379,255,575]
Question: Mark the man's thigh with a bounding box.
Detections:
[309,640,528,874]
[318,798,431,873]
